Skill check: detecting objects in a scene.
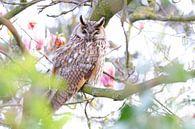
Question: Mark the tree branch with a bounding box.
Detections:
[38,0,90,14]
[129,6,195,23]
[2,0,44,20]
[82,70,195,100]
[90,0,195,25]
[0,0,43,54]
[90,0,132,25]
[47,0,89,17]
[0,17,27,54]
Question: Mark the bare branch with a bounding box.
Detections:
[121,19,130,69]
[63,98,94,105]
[47,6,78,17]
[91,100,126,120]
[83,93,94,129]
[153,98,182,121]
[42,0,90,17]
[38,0,90,13]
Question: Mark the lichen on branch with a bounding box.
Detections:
[82,70,195,100]
[90,0,133,25]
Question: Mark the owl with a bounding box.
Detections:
[51,16,107,111]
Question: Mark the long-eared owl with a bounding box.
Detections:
[51,16,107,111]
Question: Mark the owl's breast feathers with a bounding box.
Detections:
[51,38,107,110]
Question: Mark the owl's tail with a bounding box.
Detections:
[49,68,89,111]
[49,87,76,111]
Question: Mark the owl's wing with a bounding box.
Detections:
[51,43,99,110]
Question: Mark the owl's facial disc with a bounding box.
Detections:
[77,16,105,41]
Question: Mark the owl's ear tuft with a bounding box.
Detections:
[96,17,105,28]
[80,15,86,26]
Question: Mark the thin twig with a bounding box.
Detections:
[38,0,90,13]
[121,19,130,69]
[83,93,94,129]
[113,59,126,78]
[0,1,29,5]
[3,0,44,20]
[63,98,94,105]
[47,0,90,17]
[0,104,22,109]
[0,50,14,62]
[153,98,183,122]
[17,23,40,45]
[106,45,121,55]
[37,51,53,64]
[103,71,124,83]
[91,100,126,119]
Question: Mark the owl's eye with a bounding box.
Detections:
[82,29,87,34]
[94,31,100,35]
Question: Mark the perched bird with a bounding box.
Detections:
[51,16,107,111]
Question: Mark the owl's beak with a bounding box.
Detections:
[86,35,93,42]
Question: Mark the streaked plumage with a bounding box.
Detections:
[51,16,107,111]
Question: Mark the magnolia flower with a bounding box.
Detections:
[20,18,55,55]
[22,19,44,51]
[28,21,37,30]
[0,5,7,16]
[100,62,116,88]
[35,39,44,51]
[20,18,66,54]
[139,22,145,30]
[45,33,65,55]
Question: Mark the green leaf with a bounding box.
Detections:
[119,105,135,121]
[52,113,72,129]
[162,62,191,82]
[161,0,171,7]
[0,55,68,98]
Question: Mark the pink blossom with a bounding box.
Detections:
[100,62,115,88]
[0,5,7,16]
[139,22,145,30]
[35,40,44,50]
[28,21,37,30]
[21,19,48,52]
[45,33,65,54]
[23,38,31,50]
[54,36,65,48]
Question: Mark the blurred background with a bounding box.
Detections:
[0,0,195,129]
